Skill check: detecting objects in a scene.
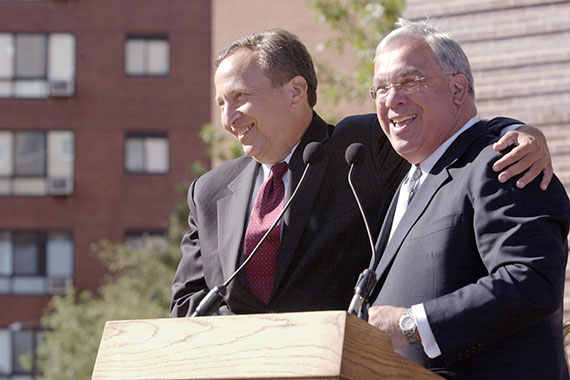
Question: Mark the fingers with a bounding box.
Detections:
[492,132,519,154]
[492,129,552,190]
[503,161,552,190]
[512,160,546,189]
[540,166,554,191]
[493,130,536,167]
[493,140,539,175]
[495,148,538,182]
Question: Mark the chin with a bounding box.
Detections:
[242,146,257,157]
[394,145,420,163]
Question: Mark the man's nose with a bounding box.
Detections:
[383,85,406,108]
[222,104,240,127]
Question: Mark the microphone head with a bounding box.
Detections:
[303,142,325,165]
[345,143,367,166]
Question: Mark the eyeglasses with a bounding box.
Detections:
[368,76,427,101]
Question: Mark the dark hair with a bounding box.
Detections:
[215,28,318,107]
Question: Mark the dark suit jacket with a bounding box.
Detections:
[170,112,409,315]
[371,120,570,380]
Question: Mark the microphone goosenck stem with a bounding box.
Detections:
[191,142,326,317]
[345,143,378,320]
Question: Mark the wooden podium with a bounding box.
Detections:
[92,310,443,380]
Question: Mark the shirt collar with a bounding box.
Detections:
[259,142,299,179]
[418,117,478,174]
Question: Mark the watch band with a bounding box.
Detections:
[399,307,419,345]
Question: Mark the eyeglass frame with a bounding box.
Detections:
[368,76,427,101]
[368,73,458,101]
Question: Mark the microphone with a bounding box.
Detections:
[345,143,378,320]
[304,141,326,166]
[345,142,367,166]
[191,141,326,317]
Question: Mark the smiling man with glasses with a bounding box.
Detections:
[364,18,570,380]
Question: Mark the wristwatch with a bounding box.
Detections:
[398,307,419,345]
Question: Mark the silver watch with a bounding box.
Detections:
[398,307,419,344]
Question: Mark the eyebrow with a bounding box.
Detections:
[374,69,423,85]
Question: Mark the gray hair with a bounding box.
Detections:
[376,18,475,97]
[216,28,318,107]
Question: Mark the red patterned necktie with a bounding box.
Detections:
[243,162,288,304]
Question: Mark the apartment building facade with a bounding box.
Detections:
[0,1,211,378]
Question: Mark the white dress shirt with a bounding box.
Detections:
[390,117,479,358]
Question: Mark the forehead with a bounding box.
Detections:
[373,38,440,81]
[214,49,270,95]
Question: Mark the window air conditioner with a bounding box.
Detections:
[49,80,74,97]
[47,177,74,196]
[46,277,72,294]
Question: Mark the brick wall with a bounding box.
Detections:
[403,0,570,319]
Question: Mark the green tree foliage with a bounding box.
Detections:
[191,123,243,177]
[307,0,404,105]
[36,213,185,380]
[35,121,242,379]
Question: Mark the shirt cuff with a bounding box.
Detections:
[500,123,523,137]
[412,303,442,358]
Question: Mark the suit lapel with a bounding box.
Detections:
[374,169,450,280]
[272,112,331,294]
[217,159,259,281]
[373,121,490,283]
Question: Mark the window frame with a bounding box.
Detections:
[0,130,75,197]
[13,131,47,178]
[0,324,42,378]
[13,33,48,81]
[0,229,74,295]
[124,132,170,175]
[0,31,75,98]
[124,34,170,77]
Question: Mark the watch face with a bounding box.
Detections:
[402,316,415,330]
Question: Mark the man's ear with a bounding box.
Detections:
[288,75,308,107]
[452,74,469,105]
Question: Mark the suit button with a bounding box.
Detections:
[477,343,485,352]
[464,350,471,358]
[471,347,478,355]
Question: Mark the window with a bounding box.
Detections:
[0,130,74,196]
[0,230,73,295]
[125,134,169,174]
[0,32,75,98]
[125,35,169,76]
[0,325,42,379]
[14,132,46,177]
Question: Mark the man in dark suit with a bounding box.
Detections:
[170,29,410,315]
[367,19,570,379]
[170,29,553,317]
